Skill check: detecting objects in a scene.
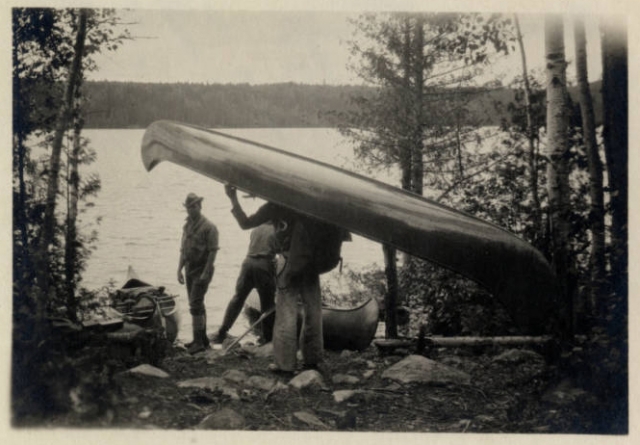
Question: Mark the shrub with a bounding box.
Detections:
[399,256,518,337]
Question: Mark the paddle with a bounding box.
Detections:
[222,306,276,355]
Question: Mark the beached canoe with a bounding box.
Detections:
[141,120,559,334]
[112,266,180,342]
[243,292,380,351]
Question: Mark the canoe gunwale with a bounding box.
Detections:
[141,121,560,335]
[322,297,379,314]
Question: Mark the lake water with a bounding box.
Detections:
[81,128,396,342]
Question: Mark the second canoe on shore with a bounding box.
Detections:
[243,292,380,351]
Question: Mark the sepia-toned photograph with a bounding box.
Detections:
[6,0,633,440]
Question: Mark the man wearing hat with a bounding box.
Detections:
[177,192,219,354]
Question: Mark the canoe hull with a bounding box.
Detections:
[322,297,380,351]
[141,120,559,334]
[244,292,380,351]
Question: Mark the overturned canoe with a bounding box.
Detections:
[141,120,559,334]
[244,292,380,351]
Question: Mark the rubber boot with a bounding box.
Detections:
[201,312,210,348]
[188,315,207,354]
[201,330,210,348]
[212,327,227,344]
[184,315,197,348]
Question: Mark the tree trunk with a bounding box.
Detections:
[544,15,573,337]
[383,17,415,339]
[600,16,628,307]
[411,16,425,195]
[383,244,399,338]
[14,133,31,284]
[574,17,606,323]
[36,9,88,327]
[399,17,413,192]
[514,14,543,245]
[376,335,553,348]
[65,104,84,320]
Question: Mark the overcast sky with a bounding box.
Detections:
[87,8,604,86]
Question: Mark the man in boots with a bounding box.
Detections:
[177,193,219,354]
[212,222,277,345]
[224,185,323,375]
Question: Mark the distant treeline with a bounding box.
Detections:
[81,81,601,129]
[82,81,372,128]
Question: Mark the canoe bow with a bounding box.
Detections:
[141,120,559,334]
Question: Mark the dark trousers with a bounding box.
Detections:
[221,257,276,341]
[185,266,211,317]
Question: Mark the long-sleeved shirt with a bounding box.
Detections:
[180,214,219,270]
[231,202,292,230]
[231,202,312,279]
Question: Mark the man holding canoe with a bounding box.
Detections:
[224,185,323,375]
[212,222,277,345]
[177,192,219,354]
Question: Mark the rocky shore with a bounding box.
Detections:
[25,336,611,433]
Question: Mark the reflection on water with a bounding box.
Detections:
[81,128,394,341]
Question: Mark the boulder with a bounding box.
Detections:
[177,377,240,400]
[381,355,471,385]
[196,407,246,430]
[177,376,225,390]
[332,389,379,404]
[246,375,277,391]
[264,381,289,400]
[331,374,360,385]
[127,364,170,378]
[333,390,358,403]
[289,370,328,390]
[240,342,274,358]
[293,411,330,430]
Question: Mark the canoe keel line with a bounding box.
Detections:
[141,120,559,335]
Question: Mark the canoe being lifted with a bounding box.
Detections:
[141,120,559,335]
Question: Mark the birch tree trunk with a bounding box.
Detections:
[65,106,83,320]
[574,17,606,322]
[544,15,573,336]
[36,9,87,326]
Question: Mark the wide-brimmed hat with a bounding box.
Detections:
[183,193,204,208]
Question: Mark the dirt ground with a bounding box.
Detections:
[12,334,617,434]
